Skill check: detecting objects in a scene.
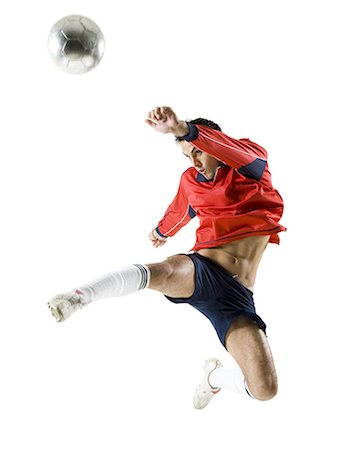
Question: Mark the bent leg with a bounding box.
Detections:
[225,315,278,401]
[147,254,195,298]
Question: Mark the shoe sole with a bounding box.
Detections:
[48,302,64,322]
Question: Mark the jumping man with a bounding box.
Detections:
[48,106,286,409]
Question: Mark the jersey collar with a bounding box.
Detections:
[196,162,226,183]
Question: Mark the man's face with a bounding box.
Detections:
[180,141,220,181]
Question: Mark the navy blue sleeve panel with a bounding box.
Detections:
[176,122,199,142]
[237,158,267,181]
[188,205,197,218]
[155,227,168,238]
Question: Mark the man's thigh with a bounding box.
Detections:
[225,316,278,400]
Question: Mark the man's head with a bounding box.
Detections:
[178,118,222,181]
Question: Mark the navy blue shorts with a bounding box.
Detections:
[165,253,266,349]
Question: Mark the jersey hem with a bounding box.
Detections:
[190,226,286,251]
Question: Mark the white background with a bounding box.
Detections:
[1,0,336,448]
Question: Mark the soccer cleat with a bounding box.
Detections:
[193,358,223,410]
[47,290,89,322]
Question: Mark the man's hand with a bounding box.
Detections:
[148,228,168,248]
[145,106,189,137]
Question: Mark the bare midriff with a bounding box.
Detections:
[197,235,270,292]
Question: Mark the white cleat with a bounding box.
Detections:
[193,358,223,410]
[47,290,89,322]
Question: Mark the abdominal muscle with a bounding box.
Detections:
[197,235,270,292]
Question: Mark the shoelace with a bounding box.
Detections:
[67,295,81,306]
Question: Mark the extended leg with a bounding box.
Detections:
[48,254,195,322]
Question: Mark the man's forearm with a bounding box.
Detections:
[172,120,189,137]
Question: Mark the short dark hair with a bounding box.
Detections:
[175,118,222,142]
[189,118,222,131]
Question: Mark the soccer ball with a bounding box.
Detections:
[48,15,105,74]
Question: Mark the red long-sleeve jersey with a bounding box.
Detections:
[156,123,286,251]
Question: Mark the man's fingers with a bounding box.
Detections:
[145,110,159,128]
[152,238,166,248]
[161,106,171,115]
[154,106,162,121]
[151,106,167,122]
[147,106,173,125]
[145,119,156,128]
[146,117,158,124]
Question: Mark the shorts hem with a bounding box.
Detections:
[222,311,267,350]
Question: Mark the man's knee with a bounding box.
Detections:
[147,255,194,297]
[147,260,174,291]
[249,372,278,401]
[165,254,193,277]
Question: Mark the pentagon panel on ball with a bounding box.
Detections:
[48,15,105,74]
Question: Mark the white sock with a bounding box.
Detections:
[209,367,254,398]
[76,264,150,302]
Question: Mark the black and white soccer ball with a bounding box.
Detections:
[48,15,105,74]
